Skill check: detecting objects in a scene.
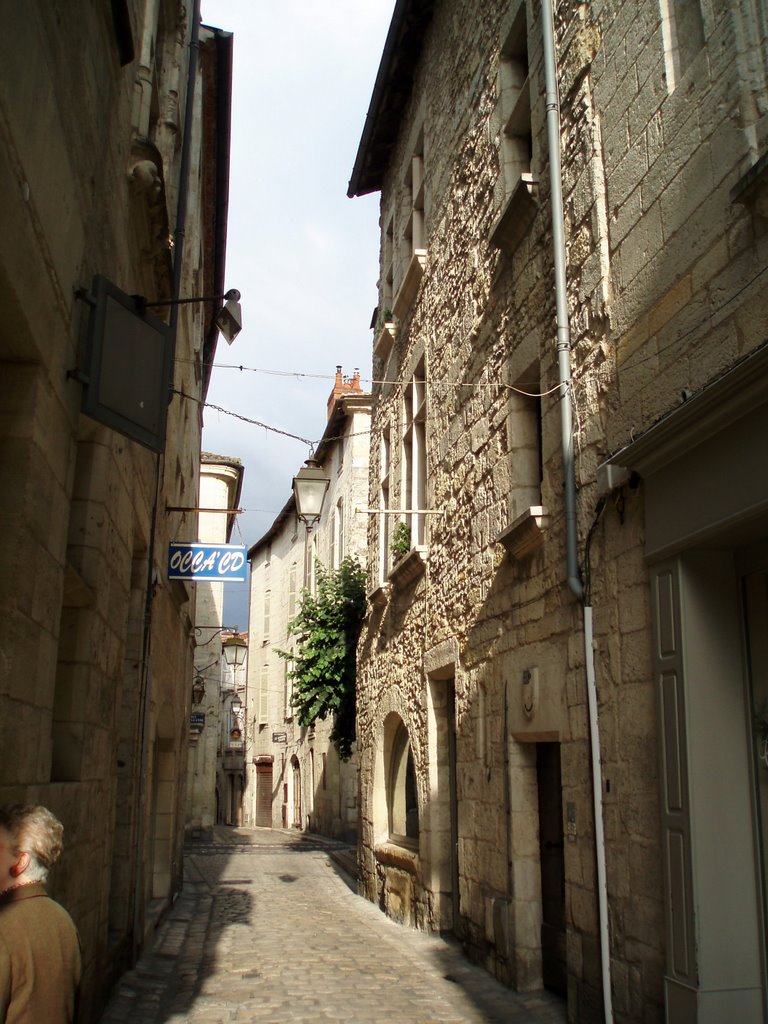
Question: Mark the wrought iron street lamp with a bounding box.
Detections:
[292,458,330,527]
[191,629,248,705]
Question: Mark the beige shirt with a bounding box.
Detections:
[0,882,82,1023]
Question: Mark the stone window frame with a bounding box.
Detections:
[392,118,428,320]
[659,0,706,93]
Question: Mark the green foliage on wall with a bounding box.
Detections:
[277,557,366,761]
[391,520,411,558]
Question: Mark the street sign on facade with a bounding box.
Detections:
[272,731,287,743]
[168,542,247,582]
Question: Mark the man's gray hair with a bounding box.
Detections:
[0,804,65,883]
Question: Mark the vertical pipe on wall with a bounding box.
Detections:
[540,1,613,1019]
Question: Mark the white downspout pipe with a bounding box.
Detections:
[540,2,613,1020]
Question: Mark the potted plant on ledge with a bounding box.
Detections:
[391,521,411,563]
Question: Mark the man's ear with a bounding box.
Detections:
[10,851,30,878]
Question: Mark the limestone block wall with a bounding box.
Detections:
[355,0,768,1020]
[0,4,230,1019]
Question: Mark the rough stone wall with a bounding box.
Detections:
[357,0,768,1020]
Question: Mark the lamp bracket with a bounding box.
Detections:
[166,505,244,514]
[194,625,240,646]
[355,507,445,515]
[133,289,241,315]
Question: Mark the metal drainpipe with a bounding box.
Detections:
[540,2,613,1020]
[132,0,202,956]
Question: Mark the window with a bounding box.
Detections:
[337,435,345,475]
[403,149,425,262]
[509,361,543,517]
[382,216,395,316]
[288,563,297,620]
[403,359,427,546]
[499,357,549,558]
[284,654,294,721]
[329,499,344,569]
[491,3,537,250]
[309,534,318,594]
[499,5,532,197]
[379,427,392,583]
[388,721,419,846]
[393,130,427,318]
[334,498,344,568]
[259,664,269,724]
[263,590,271,643]
[659,0,705,92]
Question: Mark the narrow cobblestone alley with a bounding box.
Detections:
[100,827,567,1024]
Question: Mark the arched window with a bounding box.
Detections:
[388,721,419,846]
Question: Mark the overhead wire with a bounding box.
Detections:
[174,377,566,452]
[184,261,768,455]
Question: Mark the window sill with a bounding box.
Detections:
[496,505,549,559]
[367,582,391,609]
[388,545,428,587]
[489,173,537,252]
[375,841,420,873]
[393,249,427,319]
[374,321,397,361]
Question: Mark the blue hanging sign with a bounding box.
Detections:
[168,542,248,582]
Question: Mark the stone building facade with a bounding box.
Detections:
[349,1,768,1022]
[215,631,248,826]
[0,3,232,1019]
[186,455,244,834]
[244,371,370,842]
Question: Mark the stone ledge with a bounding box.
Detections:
[374,321,397,362]
[367,582,391,609]
[374,841,420,874]
[489,173,538,252]
[496,506,549,559]
[393,250,427,319]
[388,545,428,588]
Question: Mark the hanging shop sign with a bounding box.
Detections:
[168,542,247,582]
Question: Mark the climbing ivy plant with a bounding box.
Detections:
[277,557,366,761]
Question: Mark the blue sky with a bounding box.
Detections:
[199,1,393,626]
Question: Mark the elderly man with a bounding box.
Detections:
[0,804,82,1022]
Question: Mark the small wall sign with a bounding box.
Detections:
[272,731,287,743]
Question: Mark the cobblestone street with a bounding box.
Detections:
[100,827,567,1024]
